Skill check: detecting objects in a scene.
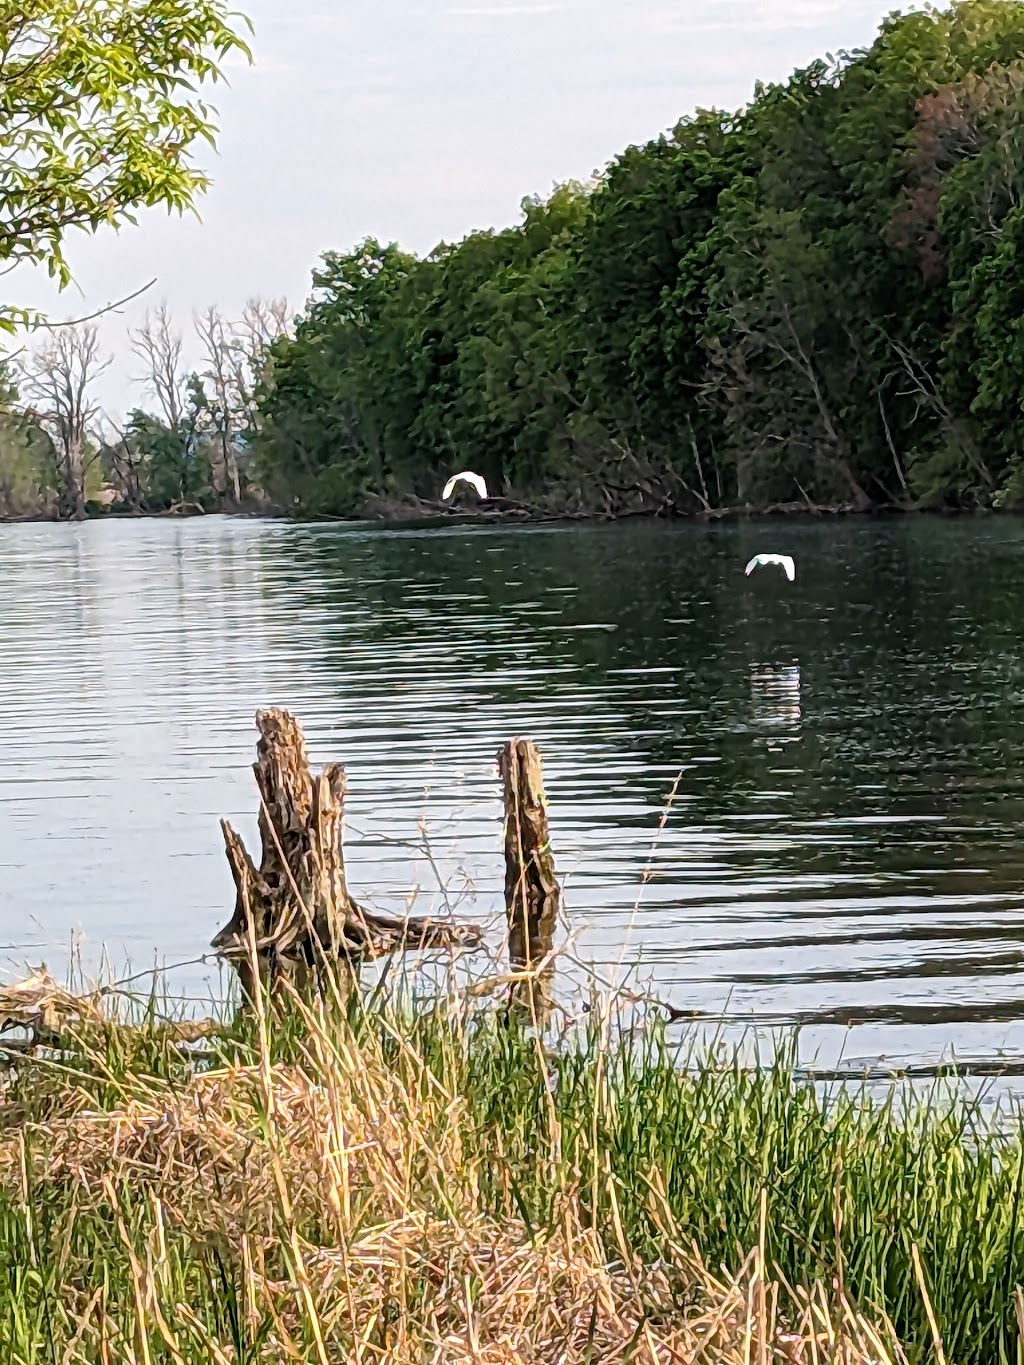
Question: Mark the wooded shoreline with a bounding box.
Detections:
[0,495,1012,529]
[9,2,1024,536]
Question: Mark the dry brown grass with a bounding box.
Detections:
[0,981,909,1365]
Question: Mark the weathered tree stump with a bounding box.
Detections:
[212,709,482,1004]
[498,739,560,1016]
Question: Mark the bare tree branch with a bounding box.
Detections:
[193,306,242,504]
[30,278,157,330]
[131,304,185,429]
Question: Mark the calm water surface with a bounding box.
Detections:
[3,515,1024,1075]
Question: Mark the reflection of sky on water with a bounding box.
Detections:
[3,517,1024,1081]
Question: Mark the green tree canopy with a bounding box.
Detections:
[254,0,1024,518]
[0,0,250,329]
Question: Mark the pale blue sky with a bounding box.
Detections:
[11,0,896,414]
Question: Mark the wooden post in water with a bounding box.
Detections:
[499,738,560,1018]
[212,708,483,1006]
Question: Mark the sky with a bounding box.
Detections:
[10,0,901,416]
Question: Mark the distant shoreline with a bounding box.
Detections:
[0,497,1013,529]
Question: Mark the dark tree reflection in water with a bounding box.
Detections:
[1,515,1024,1077]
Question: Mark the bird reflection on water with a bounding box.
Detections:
[750,662,802,731]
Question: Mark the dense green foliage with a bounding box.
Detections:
[254,0,1024,517]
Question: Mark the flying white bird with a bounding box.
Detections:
[442,470,488,502]
[744,553,796,582]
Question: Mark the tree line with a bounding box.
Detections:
[8,0,1024,524]
[0,0,261,520]
[250,0,1024,519]
[0,302,290,519]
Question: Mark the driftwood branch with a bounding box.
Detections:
[212,709,482,1003]
[0,970,223,1067]
[0,969,103,1037]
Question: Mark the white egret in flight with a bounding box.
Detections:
[442,471,488,501]
[744,553,796,582]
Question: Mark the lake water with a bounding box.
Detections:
[3,514,1024,1077]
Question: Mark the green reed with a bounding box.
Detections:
[0,982,1021,1362]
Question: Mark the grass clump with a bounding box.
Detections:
[0,976,1019,1362]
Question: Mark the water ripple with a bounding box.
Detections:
[2,515,1024,1072]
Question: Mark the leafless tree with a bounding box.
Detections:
[234,293,290,431]
[193,306,243,503]
[131,304,186,429]
[21,323,111,519]
[236,295,291,432]
[241,296,291,356]
[192,298,291,503]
